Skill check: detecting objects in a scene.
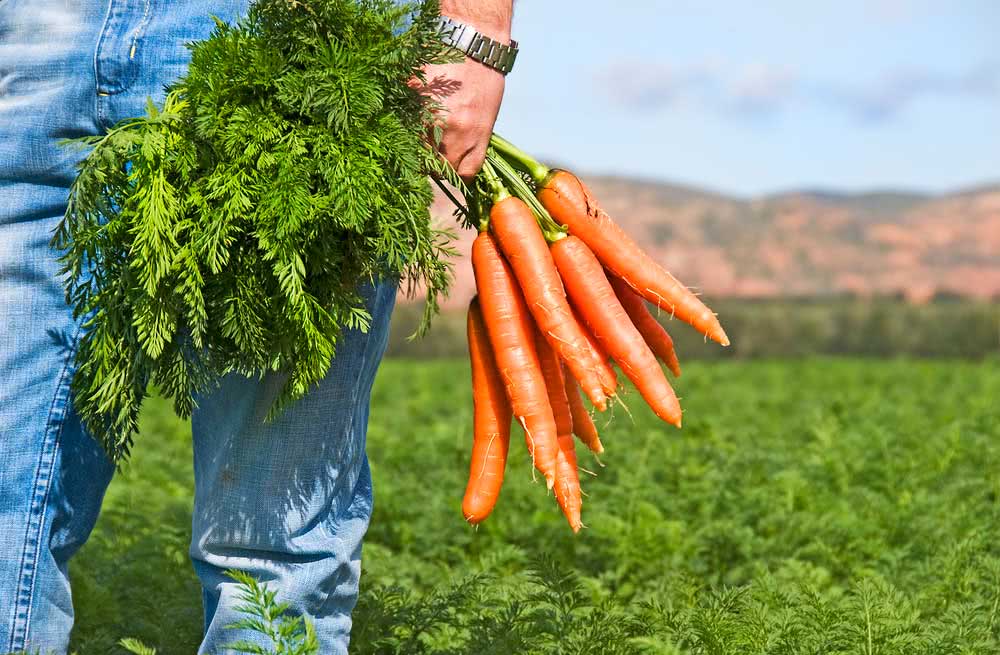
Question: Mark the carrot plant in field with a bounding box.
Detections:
[67,358,1000,654]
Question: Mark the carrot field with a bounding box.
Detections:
[67,358,1000,654]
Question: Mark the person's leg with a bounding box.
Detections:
[0,2,118,652]
[189,279,396,654]
[2,0,396,650]
[118,0,399,647]
[1,1,254,651]
[189,279,396,655]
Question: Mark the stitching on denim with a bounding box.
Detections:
[129,0,152,60]
[93,0,115,119]
[7,324,81,652]
[22,379,72,639]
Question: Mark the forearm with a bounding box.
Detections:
[439,0,513,40]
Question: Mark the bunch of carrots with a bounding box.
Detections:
[454,135,729,532]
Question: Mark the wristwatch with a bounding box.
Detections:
[435,16,519,75]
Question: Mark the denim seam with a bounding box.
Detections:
[7,325,80,653]
[129,0,153,61]
[93,0,115,119]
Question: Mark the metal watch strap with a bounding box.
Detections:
[435,16,518,75]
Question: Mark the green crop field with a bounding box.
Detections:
[67,358,1000,654]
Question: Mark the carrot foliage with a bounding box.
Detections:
[53,0,454,459]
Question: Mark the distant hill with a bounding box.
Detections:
[419,177,1000,308]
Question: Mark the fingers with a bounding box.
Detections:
[439,121,492,179]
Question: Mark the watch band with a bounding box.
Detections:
[435,16,518,75]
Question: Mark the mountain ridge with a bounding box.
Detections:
[421,175,1000,308]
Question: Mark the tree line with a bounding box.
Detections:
[387,298,1000,360]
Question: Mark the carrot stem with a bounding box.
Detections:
[490,133,549,184]
[479,160,510,203]
[433,177,468,217]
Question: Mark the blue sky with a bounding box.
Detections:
[494,0,999,196]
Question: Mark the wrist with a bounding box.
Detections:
[439,3,512,41]
[435,14,518,76]
[444,18,510,44]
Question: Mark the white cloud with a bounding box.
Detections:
[597,58,998,123]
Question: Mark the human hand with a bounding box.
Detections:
[420,4,512,180]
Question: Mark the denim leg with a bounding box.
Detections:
[0,219,116,655]
[190,280,396,655]
[4,0,398,650]
[1,1,249,651]
[0,1,118,649]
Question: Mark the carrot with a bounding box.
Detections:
[570,305,617,395]
[553,434,582,532]
[610,276,682,378]
[462,298,513,524]
[489,195,610,412]
[535,331,574,436]
[563,366,603,454]
[550,235,683,427]
[472,231,559,488]
[538,170,728,346]
[535,330,582,532]
[490,136,728,347]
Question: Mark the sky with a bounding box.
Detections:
[494,0,1000,197]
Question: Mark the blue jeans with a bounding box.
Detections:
[0,1,396,653]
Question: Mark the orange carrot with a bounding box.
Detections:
[535,331,574,436]
[537,169,729,346]
[610,276,682,378]
[553,434,582,532]
[490,196,610,412]
[570,305,617,396]
[472,232,559,488]
[550,235,683,427]
[462,298,513,524]
[535,330,582,532]
[563,367,603,454]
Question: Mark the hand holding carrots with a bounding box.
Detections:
[460,135,729,532]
